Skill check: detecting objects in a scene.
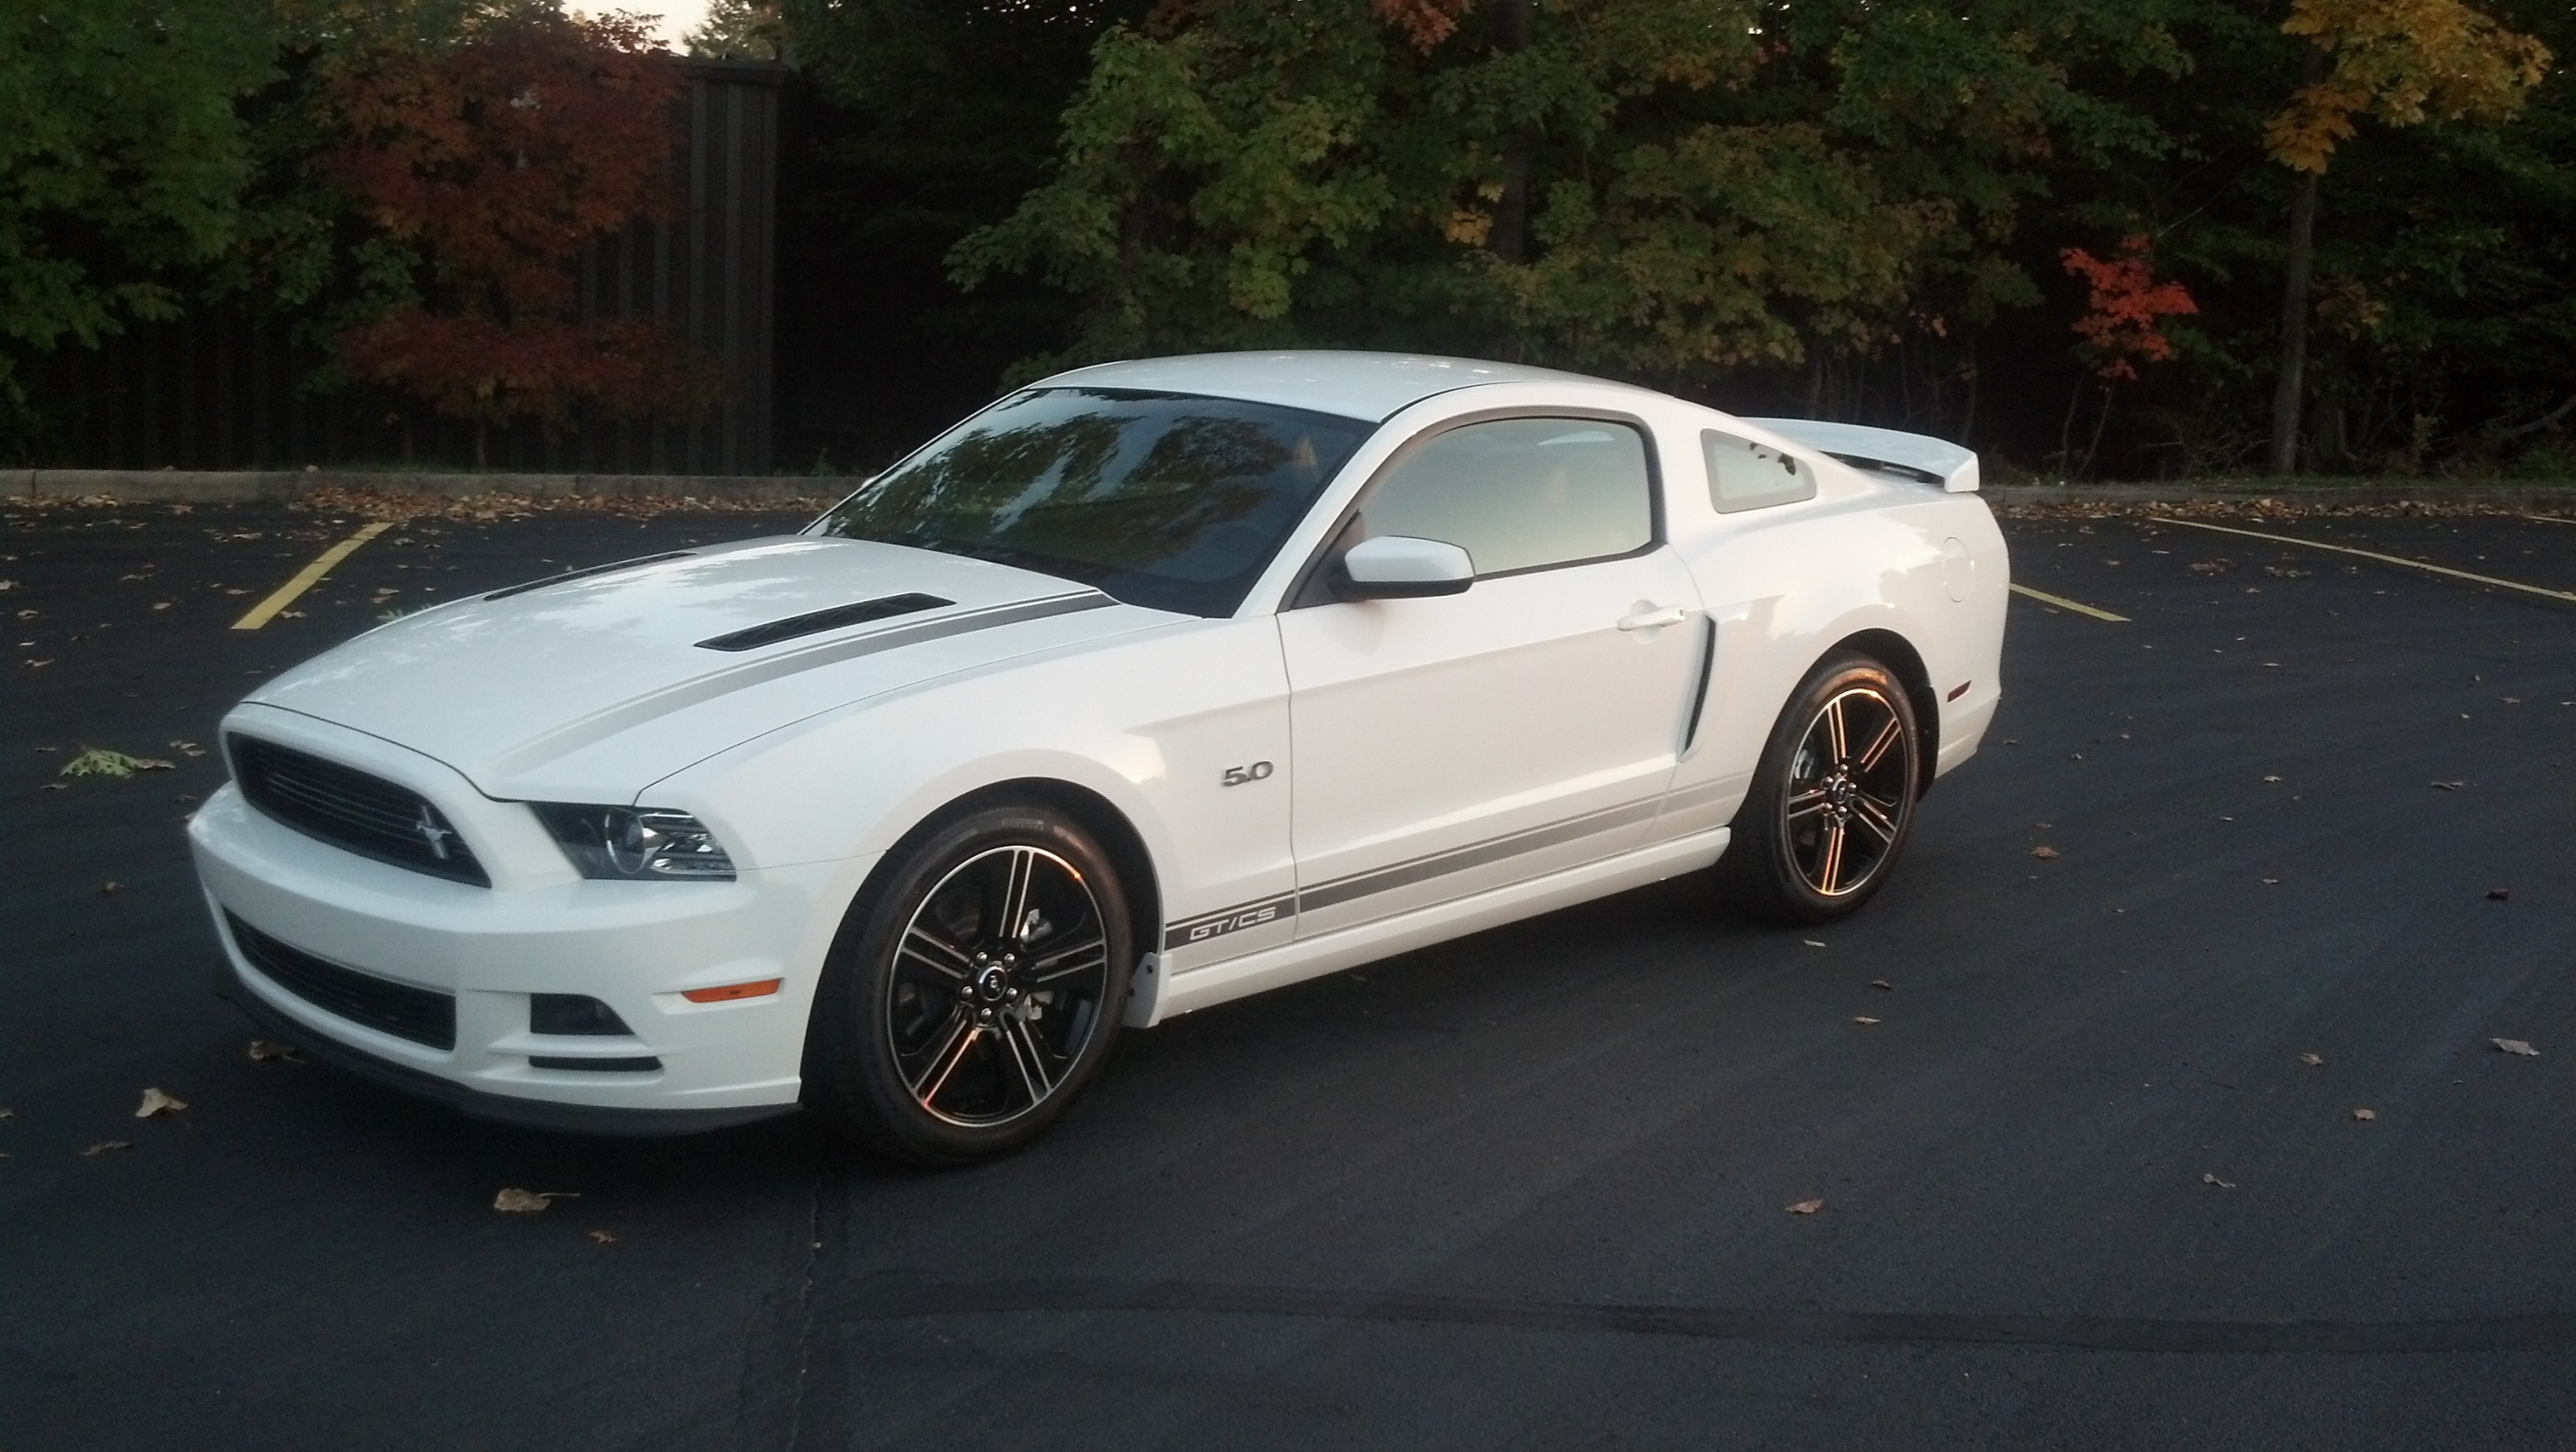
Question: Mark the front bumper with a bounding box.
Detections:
[190,765,877,1133]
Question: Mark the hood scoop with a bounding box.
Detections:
[697,592,952,652]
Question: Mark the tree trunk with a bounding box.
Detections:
[2081,380,2118,479]
[2267,169,2318,475]
[2057,372,2087,478]
[1957,335,1981,446]
[1490,0,1533,263]
[2267,50,2328,477]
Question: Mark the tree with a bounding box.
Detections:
[951,0,2187,404]
[2260,0,2549,472]
[326,6,710,465]
[687,0,785,61]
[0,0,281,421]
[2057,233,2197,475]
[776,0,1155,464]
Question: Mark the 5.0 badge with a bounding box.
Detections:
[1220,761,1275,787]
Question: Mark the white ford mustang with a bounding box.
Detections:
[190,351,2009,1161]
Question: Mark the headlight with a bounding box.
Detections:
[532,804,737,881]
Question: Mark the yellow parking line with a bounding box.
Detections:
[2009,583,2129,622]
[2158,517,2576,604]
[231,522,395,631]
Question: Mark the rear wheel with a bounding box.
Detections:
[803,801,1131,1164]
[1717,654,1922,925]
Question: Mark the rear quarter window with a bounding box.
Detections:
[1705,430,1815,514]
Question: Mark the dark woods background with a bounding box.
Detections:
[6,0,2571,481]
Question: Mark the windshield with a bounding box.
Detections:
[808,388,1375,616]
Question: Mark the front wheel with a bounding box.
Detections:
[1716,654,1923,925]
[803,801,1132,1164]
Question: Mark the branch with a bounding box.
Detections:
[2485,391,2576,443]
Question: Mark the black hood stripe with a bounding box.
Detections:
[480,589,1118,777]
[696,593,953,652]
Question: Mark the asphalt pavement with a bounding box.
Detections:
[3,500,2571,1451]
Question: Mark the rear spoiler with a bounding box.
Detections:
[1745,419,1979,493]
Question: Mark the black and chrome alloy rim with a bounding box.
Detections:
[886,844,1112,1128]
[1782,686,1912,897]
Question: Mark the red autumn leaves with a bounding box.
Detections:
[2061,234,2199,383]
[328,13,714,448]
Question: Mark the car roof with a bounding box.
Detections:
[1031,350,1640,424]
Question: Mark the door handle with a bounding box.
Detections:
[1616,604,1689,632]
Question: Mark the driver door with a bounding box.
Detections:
[1279,416,1704,938]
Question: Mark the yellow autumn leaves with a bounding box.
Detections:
[2265,0,2552,174]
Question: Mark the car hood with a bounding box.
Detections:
[241,536,1169,799]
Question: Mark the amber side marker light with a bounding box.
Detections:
[682,979,783,1004]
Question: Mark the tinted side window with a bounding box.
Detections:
[1705,429,1815,513]
[1360,418,1654,576]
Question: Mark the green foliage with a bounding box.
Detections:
[688,0,785,60]
[0,0,283,412]
[952,0,2191,389]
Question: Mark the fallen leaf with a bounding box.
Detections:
[1853,1016,1881,1026]
[2201,1172,2236,1190]
[2261,877,2280,886]
[493,1187,578,1213]
[246,1040,305,1064]
[1787,1198,1824,1216]
[2351,1107,2376,1121]
[2493,1039,2539,1058]
[58,748,175,778]
[2189,560,2231,575]
[2031,845,2060,860]
[588,1229,618,1246]
[1870,979,1893,991]
[2300,1052,2324,1067]
[2431,781,2462,791]
[83,1140,132,1157]
[39,783,65,791]
[2485,888,2510,902]
[1803,939,1828,948]
[134,1088,186,1118]
[2262,774,2283,783]
[0,1106,13,1119]
[100,880,120,896]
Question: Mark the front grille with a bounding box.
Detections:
[226,912,457,1050]
[228,735,490,886]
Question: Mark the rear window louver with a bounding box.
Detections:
[695,593,953,652]
[486,551,696,600]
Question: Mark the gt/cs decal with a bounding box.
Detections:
[1188,904,1280,941]
[1221,760,1275,787]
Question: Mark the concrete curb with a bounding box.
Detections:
[1,468,849,504]
[7,468,2573,509]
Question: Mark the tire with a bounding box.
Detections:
[1716,653,1923,925]
[803,800,1132,1164]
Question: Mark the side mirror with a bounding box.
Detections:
[1338,534,1475,600]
